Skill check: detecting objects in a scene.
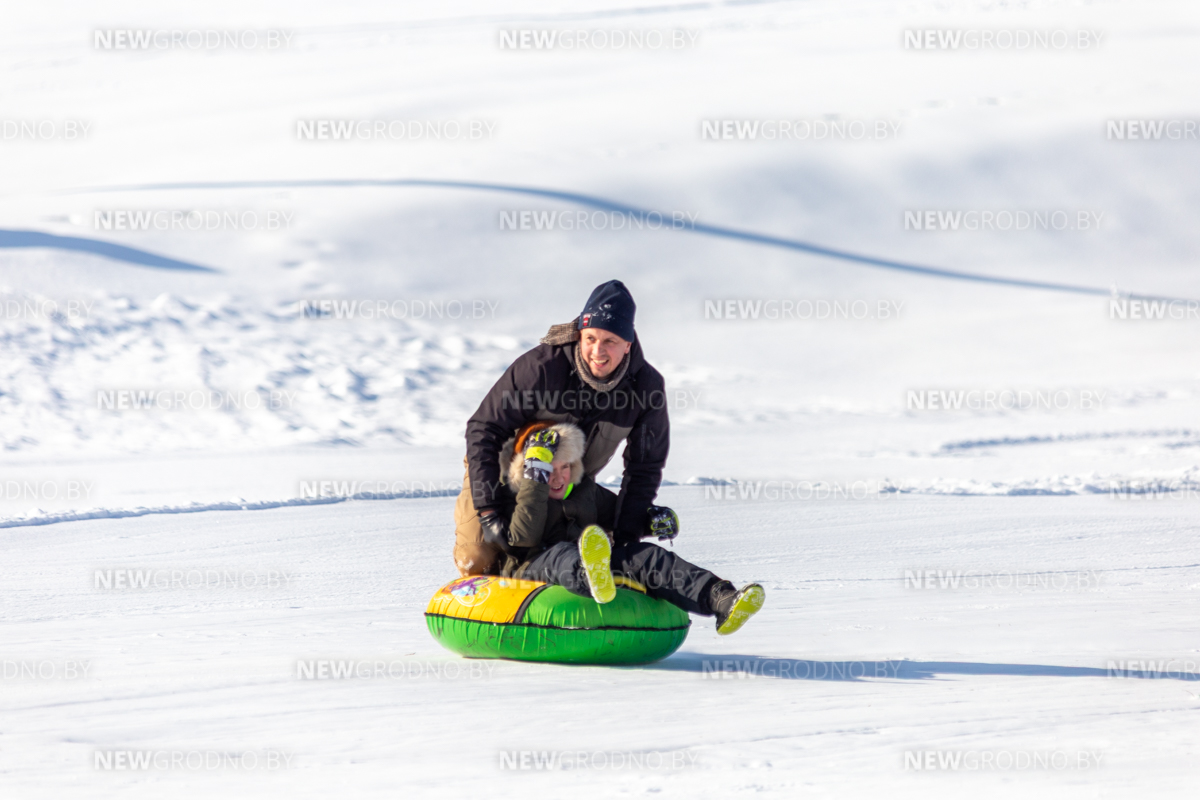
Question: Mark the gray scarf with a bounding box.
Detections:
[540,320,631,393]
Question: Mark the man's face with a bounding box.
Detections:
[547,460,572,500]
[579,328,631,379]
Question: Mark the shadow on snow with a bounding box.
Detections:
[0,229,218,272]
[643,652,1200,682]
[57,178,1186,300]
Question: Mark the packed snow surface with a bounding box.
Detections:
[6,492,1200,797]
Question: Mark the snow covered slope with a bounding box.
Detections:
[2,0,1200,795]
[3,0,1200,499]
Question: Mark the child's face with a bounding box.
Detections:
[547,460,572,499]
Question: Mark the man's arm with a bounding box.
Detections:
[612,373,670,543]
[465,351,548,514]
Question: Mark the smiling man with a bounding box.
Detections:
[452,279,673,576]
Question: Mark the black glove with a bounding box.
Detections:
[647,505,679,541]
[480,512,512,551]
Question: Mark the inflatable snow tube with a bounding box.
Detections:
[425,575,690,665]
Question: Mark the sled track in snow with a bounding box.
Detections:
[8,471,1200,529]
[938,429,1200,452]
[59,178,1191,302]
[0,489,459,530]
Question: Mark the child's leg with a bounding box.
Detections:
[518,541,591,598]
[610,541,722,615]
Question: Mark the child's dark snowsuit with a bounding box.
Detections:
[498,473,720,616]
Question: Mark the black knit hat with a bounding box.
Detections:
[579,280,636,342]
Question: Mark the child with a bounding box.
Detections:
[480,420,764,635]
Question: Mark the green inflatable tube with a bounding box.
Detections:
[425,576,690,665]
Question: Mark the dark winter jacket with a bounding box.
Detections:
[465,323,669,544]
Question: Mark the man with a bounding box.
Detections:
[453,279,671,576]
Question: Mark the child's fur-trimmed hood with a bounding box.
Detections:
[506,421,586,488]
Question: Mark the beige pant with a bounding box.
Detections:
[452,458,502,576]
